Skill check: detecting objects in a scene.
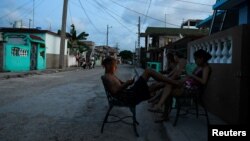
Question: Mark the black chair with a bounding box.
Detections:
[100,76,139,137]
[173,86,210,126]
[172,64,211,127]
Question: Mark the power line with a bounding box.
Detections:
[44,1,62,20]
[167,6,212,13]
[110,0,180,27]
[175,0,213,6]
[78,0,103,34]
[143,0,151,25]
[21,0,44,20]
[0,0,31,19]
[95,1,137,29]
[92,0,135,33]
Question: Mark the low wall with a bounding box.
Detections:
[188,25,249,124]
[46,54,68,69]
[0,43,3,71]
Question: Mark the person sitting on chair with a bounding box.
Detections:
[148,49,212,117]
[148,52,186,104]
[102,57,179,105]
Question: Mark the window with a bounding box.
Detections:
[11,47,28,57]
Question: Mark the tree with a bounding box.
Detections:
[59,24,90,54]
[119,50,133,61]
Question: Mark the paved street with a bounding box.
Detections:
[0,65,168,141]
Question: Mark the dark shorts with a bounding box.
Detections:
[115,76,150,105]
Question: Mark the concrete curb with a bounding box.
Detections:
[0,67,81,80]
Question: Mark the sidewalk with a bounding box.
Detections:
[0,67,81,80]
[162,108,227,141]
[134,66,227,141]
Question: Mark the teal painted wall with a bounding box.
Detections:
[3,33,46,72]
[37,46,46,70]
[4,44,30,71]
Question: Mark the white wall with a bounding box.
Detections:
[45,33,68,55]
[68,55,77,66]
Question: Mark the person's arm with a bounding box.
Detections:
[119,79,134,91]
[169,59,186,79]
[167,68,176,78]
[107,76,134,95]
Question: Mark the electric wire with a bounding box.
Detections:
[21,0,44,20]
[92,0,135,33]
[143,0,151,25]
[168,6,212,13]
[69,0,106,46]
[175,0,213,6]
[78,0,103,34]
[0,0,31,19]
[110,0,180,27]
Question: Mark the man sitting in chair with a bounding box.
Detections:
[102,57,179,105]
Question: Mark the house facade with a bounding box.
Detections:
[187,0,249,124]
[45,32,68,69]
[140,26,208,70]
[0,28,68,72]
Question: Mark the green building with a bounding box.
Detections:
[0,30,46,72]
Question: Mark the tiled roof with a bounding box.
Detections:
[29,34,44,41]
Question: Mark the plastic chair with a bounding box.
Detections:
[100,76,139,137]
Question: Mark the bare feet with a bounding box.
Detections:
[154,115,169,123]
[148,92,161,103]
[148,105,164,113]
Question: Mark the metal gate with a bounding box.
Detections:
[30,43,37,70]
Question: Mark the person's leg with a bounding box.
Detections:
[141,69,179,85]
[147,83,165,103]
[148,82,165,93]
[157,84,173,108]
[148,83,173,112]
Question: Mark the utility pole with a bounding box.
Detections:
[59,0,68,69]
[29,19,32,28]
[134,41,137,66]
[165,13,167,27]
[137,16,141,66]
[138,16,140,48]
[33,0,35,28]
[106,25,112,47]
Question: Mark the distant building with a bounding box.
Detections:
[181,19,202,29]
[94,45,119,66]
[139,26,208,68]
[197,0,250,34]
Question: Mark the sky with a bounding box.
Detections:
[0,0,216,51]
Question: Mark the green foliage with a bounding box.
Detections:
[119,50,133,60]
[78,44,89,53]
[67,24,90,53]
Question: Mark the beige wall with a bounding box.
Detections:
[0,43,3,71]
[46,54,68,69]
